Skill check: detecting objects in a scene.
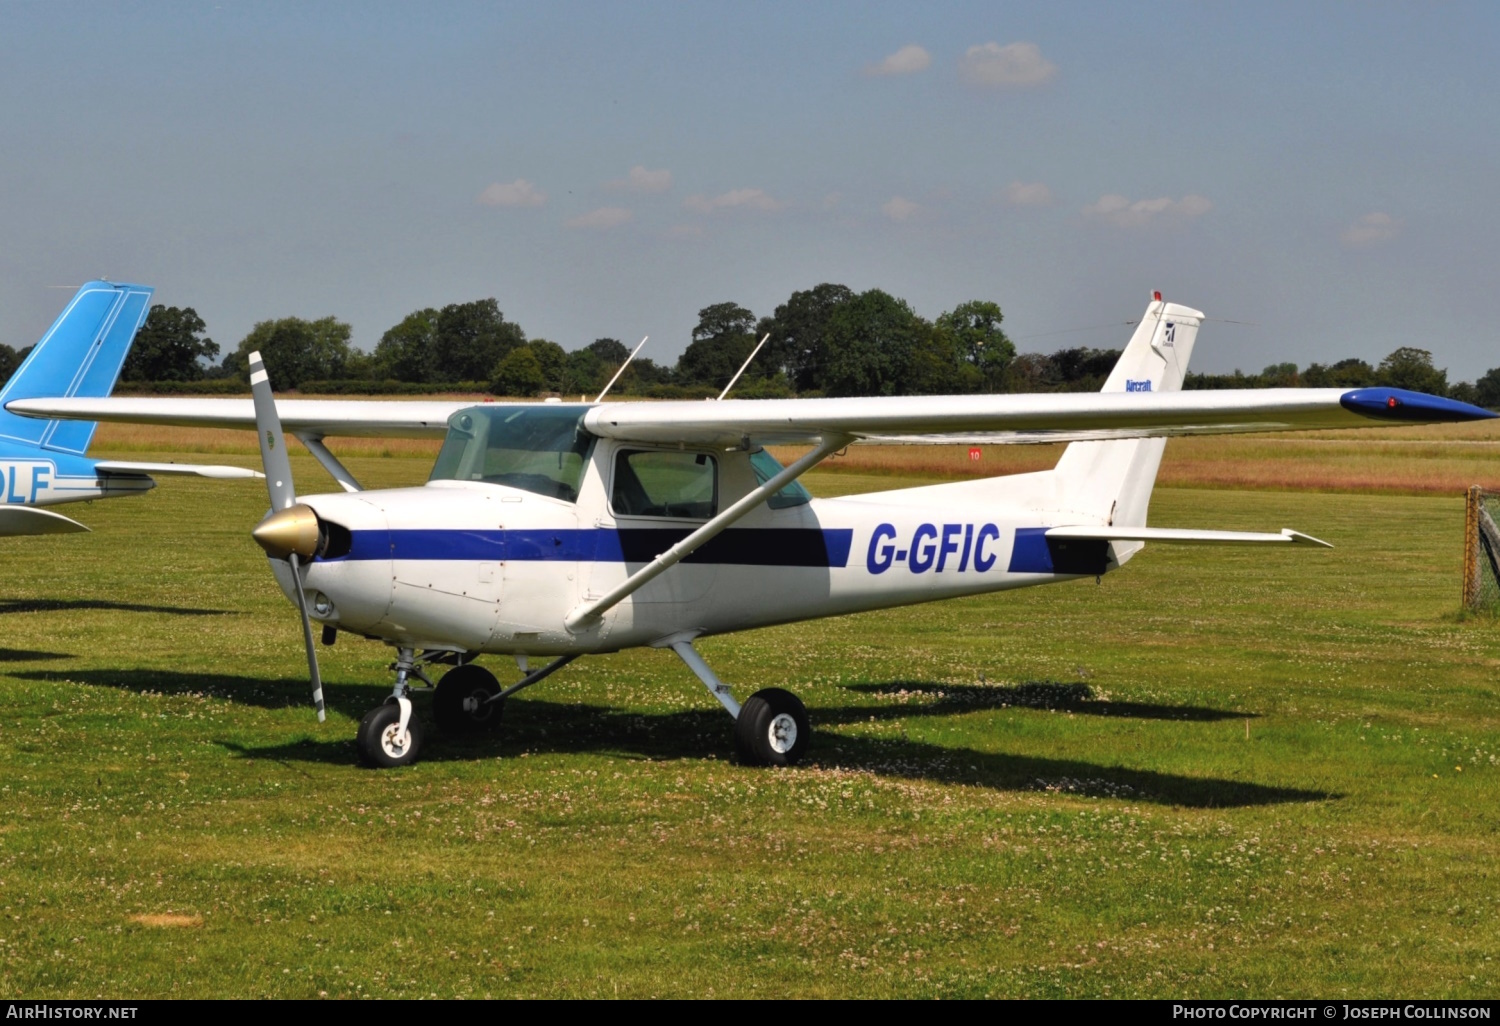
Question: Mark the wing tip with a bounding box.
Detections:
[1282,529,1334,548]
[1340,388,1497,423]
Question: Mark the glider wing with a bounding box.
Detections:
[0,506,89,536]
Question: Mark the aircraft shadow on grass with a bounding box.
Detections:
[834,680,1255,723]
[0,599,232,617]
[26,667,1328,809]
[0,648,71,662]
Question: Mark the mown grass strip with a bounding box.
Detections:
[0,451,1494,997]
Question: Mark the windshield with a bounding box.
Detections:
[429,405,595,503]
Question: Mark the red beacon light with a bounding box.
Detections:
[1387,395,1400,408]
[1152,290,1162,302]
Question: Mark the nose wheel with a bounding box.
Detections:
[356,698,424,768]
[356,648,429,768]
[432,664,505,735]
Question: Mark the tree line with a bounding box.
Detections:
[2,286,1496,406]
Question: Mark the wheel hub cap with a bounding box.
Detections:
[768,713,798,754]
[381,725,409,758]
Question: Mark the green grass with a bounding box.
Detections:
[1,452,1497,997]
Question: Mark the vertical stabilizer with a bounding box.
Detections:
[1050,297,1204,555]
[0,281,153,455]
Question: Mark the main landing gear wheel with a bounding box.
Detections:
[432,664,504,736]
[357,701,425,768]
[734,688,810,767]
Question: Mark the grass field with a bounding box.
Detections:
[1,438,1497,997]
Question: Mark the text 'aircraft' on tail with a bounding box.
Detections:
[0,280,260,537]
[9,292,1494,767]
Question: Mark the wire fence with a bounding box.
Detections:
[1463,486,1500,611]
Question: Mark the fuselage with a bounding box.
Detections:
[275,422,1117,657]
[0,450,153,507]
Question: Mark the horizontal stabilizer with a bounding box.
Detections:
[1046,526,1332,548]
[92,461,264,480]
[0,506,89,536]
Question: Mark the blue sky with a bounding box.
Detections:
[2,1,1497,378]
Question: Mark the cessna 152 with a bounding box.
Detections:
[9,294,1493,768]
[0,280,258,538]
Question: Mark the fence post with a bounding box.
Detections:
[1464,485,1482,610]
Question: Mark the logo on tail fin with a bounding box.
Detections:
[1125,380,1154,392]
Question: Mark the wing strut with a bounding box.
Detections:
[293,433,362,492]
[563,433,852,632]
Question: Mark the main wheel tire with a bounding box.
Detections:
[356,701,424,768]
[432,664,504,736]
[733,687,810,767]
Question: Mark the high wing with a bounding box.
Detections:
[7,386,1491,446]
[2,398,467,438]
[582,387,1493,445]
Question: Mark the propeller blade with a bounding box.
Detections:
[250,351,323,720]
[248,350,297,511]
[288,554,326,722]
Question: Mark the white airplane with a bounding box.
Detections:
[10,294,1493,768]
[0,280,259,538]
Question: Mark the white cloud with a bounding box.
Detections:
[959,42,1057,88]
[881,196,920,221]
[605,165,672,194]
[565,206,633,230]
[477,179,547,207]
[683,188,784,214]
[865,44,931,77]
[1341,211,1400,248]
[1082,193,1212,227]
[1004,181,1053,206]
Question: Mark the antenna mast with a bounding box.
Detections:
[716,333,771,401]
[594,336,648,403]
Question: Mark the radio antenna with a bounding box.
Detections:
[594,336,647,403]
[716,333,771,401]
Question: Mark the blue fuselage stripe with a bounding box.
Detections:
[336,528,855,568]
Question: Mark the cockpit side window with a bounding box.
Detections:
[429,405,595,503]
[749,448,812,509]
[611,449,718,519]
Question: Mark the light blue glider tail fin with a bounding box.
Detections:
[0,281,153,456]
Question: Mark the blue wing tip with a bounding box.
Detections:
[1340,387,1497,423]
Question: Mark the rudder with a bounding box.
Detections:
[1051,296,1204,542]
